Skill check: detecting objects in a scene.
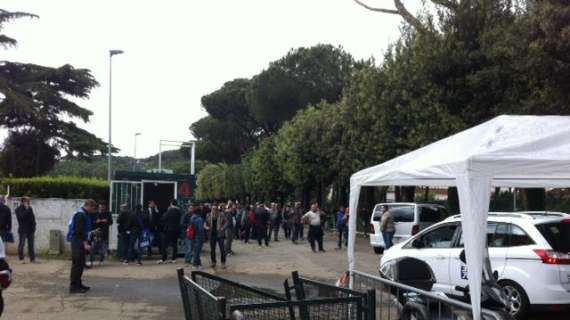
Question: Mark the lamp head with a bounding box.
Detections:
[110,49,124,56]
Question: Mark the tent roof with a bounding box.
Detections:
[351,115,570,188]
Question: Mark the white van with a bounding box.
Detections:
[370,202,448,254]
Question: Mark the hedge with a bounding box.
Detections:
[0,176,109,200]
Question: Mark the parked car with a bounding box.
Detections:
[380,211,570,319]
[369,202,448,254]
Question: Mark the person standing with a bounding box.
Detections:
[70,199,97,294]
[269,203,282,242]
[380,205,395,249]
[116,204,130,263]
[93,202,112,264]
[0,197,12,244]
[254,203,270,247]
[303,203,326,253]
[291,202,304,244]
[336,206,348,249]
[159,199,182,264]
[147,200,160,257]
[16,197,36,263]
[224,203,236,256]
[245,205,255,243]
[126,205,145,265]
[182,205,193,264]
[282,204,293,240]
[184,204,204,268]
[204,205,227,269]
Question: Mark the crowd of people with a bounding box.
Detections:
[0,196,352,294]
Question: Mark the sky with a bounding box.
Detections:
[2,0,413,159]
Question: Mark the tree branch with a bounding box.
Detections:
[430,0,457,10]
[353,0,430,34]
[393,0,429,34]
[353,0,399,14]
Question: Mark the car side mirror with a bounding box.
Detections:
[459,249,466,264]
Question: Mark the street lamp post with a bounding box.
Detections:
[133,132,141,171]
[107,49,124,182]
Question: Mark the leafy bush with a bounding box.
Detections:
[0,176,109,200]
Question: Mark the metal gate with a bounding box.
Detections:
[108,180,143,250]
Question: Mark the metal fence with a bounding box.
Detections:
[178,269,226,320]
[351,270,507,320]
[288,271,375,320]
[191,270,286,307]
[229,296,364,320]
[178,269,372,320]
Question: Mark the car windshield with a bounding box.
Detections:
[536,221,570,253]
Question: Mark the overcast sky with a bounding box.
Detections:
[2,0,414,159]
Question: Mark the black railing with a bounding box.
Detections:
[178,269,226,320]
[351,270,507,320]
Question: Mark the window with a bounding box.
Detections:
[536,222,570,252]
[419,206,446,223]
[372,205,414,222]
[392,206,414,223]
[456,222,533,248]
[488,223,509,248]
[509,225,534,246]
[416,224,458,249]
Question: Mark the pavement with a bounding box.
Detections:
[4,233,568,319]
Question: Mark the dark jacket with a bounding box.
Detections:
[149,207,162,233]
[72,207,89,242]
[127,211,144,236]
[0,204,12,232]
[94,211,113,240]
[16,205,36,234]
[190,214,205,241]
[254,207,270,227]
[117,209,130,234]
[161,206,182,235]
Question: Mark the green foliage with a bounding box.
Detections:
[0,9,108,177]
[196,163,246,201]
[0,176,108,200]
[191,0,570,208]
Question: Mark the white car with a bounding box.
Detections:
[380,211,570,319]
[370,202,448,254]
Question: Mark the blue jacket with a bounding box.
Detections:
[336,211,346,229]
[190,214,205,240]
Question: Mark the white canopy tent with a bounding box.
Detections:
[347,115,570,320]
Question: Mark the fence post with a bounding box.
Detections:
[291,271,310,320]
[283,279,296,320]
[177,268,192,320]
[367,289,376,320]
[218,297,227,320]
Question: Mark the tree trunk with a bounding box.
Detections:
[447,187,460,214]
[401,186,416,202]
[520,188,545,211]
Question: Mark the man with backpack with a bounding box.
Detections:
[184,204,204,268]
[69,199,97,294]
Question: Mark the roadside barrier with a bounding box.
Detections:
[351,270,507,320]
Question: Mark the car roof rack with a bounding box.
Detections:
[447,211,568,220]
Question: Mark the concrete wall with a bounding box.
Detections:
[6,198,85,253]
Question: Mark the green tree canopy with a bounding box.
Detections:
[0,9,108,177]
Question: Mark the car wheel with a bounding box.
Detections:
[373,246,384,255]
[499,280,529,320]
[401,302,430,320]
